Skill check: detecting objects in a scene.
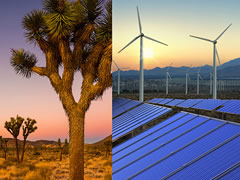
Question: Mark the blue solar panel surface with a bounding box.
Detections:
[168,135,240,180]
[112,111,240,180]
[112,103,171,141]
[112,98,142,118]
[192,99,228,111]
[218,163,240,180]
[166,99,185,106]
[112,98,131,110]
[217,100,240,115]
[177,99,203,108]
[156,98,173,105]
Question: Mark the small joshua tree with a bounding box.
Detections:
[3,139,8,160]
[104,140,111,157]
[4,115,24,163]
[21,118,37,162]
[58,138,63,161]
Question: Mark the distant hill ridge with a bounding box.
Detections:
[113,58,240,80]
[3,135,112,148]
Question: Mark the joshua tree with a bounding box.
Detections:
[104,140,111,157]
[58,138,63,161]
[10,0,111,178]
[4,115,24,163]
[3,139,8,160]
[21,118,37,162]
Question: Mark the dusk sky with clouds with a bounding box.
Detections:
[0,0,111,143]
[113,0,240,71]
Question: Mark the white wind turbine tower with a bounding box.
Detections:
[197,67,203,95]
[190,24,232,99]
[185,65,192,95]
[118,6,168,102]
[166,63,173,95]
[113,60,128,95]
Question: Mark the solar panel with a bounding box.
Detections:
[112,103,171,141]
[167,135,240,180]
[112,99,142,118]
[177,99,203,108]
[112,112,240,180]
[112,98,131,110]
[166,99,185,106]
[131,123,240,180]
[113,112,187,155]
[148,98,159,103]
[216,162,240,180]
[217,100,240,115]
[148,98,164,103]
[192,99,228,111]
[156,98,173,105]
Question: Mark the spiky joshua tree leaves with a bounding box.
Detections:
[4,115,24,163]
[21,118,37,162]
[10,0,112,179]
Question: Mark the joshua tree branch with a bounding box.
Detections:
[31,66,47,76]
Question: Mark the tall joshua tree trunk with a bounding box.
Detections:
[69,109,85,179]
[15,138,20,163]
[21,137,26,162]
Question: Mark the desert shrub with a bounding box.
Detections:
[103,161,112,167]
[24,163,51,180]
[33,151,41,156]
[104,173,112,180]
[0,160,15,169]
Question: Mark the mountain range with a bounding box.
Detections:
[113,58,240,80]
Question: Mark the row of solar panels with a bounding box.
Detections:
[112,111,240,179]
[112,98,142,118]
[149,98,240,115]
[112,102,172,141]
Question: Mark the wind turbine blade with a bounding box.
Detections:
[112,60,119,69]
[199,74,203,80]
[190,35,214,43]
[144,35,168,46]
[215,24,232,41]
[168,72,172,80]
[136,6,142,34]
[118,35,141,53]
[215,47,221,65]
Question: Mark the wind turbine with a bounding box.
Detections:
[197,67,203,95]
[185,65,192,95]
[118,6,168,102]
[190,24,232,99]
[166,63,173,95]
[113,60,128,95]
